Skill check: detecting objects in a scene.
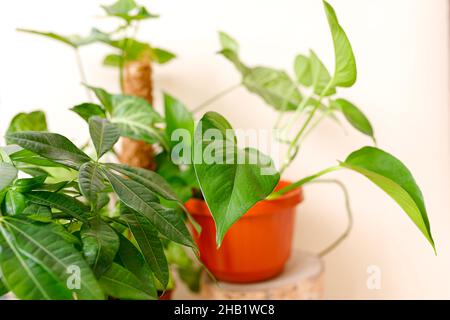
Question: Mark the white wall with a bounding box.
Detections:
[0,0,449,299]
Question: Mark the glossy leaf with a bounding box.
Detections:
[81,218,119,277]
[309,49,336,96]
[102,169,195,248]
[9,149,64,168]
[12,175,47,193]
[243,67,302,111]
[71,103,106,123]
[294,54,312,86]
[193,112,280,245]
[6,132,91,170]
[121,207,169,288]
[0,218,103,300]
[0,162,17,192]
[3,190,26,216]
[99,263,153,300]
[6,111,47,144]
[115,234,157,298]
[89,117,120,159]
[332,99,374,139]
[341,146,434,250]
[26,191,89,223]
[323,0,357,87]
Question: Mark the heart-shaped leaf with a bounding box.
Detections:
[6,132,91,170]
[341,146,434,251]
[193,112,280,246]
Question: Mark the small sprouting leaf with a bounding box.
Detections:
[6,111,47,144]
[26,191,89,223]
[152,48,176,64]
[81,218,119,277]
[0,163,17,193]
[71,103,106,123]
[89,117,120,159]
[332,99,374,140]
[193,112,280,246]
[99,263,154,300]
[121,207,169,288]
[341,146,434,251]
[6,132,91,170]
[294,54,312,86]
[243,67,302,111]
[102,169,195,248]
[323,0,357,88]
[309,49,336,96]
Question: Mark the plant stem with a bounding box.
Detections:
[308,179,354,257]
[267,165,341,200]
[74,48,92,101]
[192,83,241,114]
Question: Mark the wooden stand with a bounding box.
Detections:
[200,251,324,300]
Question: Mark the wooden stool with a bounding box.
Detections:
[200,251,324,300]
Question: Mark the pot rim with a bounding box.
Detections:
[186,179,303,218]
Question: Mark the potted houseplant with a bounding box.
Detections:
[181,0,435,283]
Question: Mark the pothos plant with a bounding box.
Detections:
[187,0,434,251]
[0,105,200,299]
[18,0,175,97]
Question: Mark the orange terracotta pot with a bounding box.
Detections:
[186,180,303,283]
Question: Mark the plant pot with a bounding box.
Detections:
[186,180,303,283]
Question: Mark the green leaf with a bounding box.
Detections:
[217,31,249,74]
[152,48,176,64]
[0,277,8,296]
[99,263,153,300]
[103,54,123,67]
[193,112,280,245]
[106,163,180,202]
[3,190,26,215]
[309,49,336,96]
[294,54,312,86]
[121,207,169,288]
[0,163,17,192]
[17,28,105,48]
[341,146,434,250]
[243,67,302,111]
[78,162,109,212]
[81,218,119,277]
[332,99,374,140]
[6,132,91,170]
[115,234,157,298]
[219,31,239,53]
[6,111,47,144]
[71,103,106,123]
[9,149,65,168]
[102,0,136,16]
[89,117,120,159]
[12,175,47,193]
[0,218,103,300]
[26,191,89,223]
[323,0,357,87]
[109,95,167,147]
[102,169,195,248]
[85,85,114,113]
[164,93,194,152]
[22,204,52,222]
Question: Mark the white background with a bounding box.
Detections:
[0,0,449,299]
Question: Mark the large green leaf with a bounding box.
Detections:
[71,103,106,123]
[78,162,109,212]
[332,99,374,140]
[164,93,194,151]
[81,218,119,277]
[341,146,434,250]
[323,0,357,88]
[99,263,153,300]
[6,111,47,144]
[0,162,17,192]
[26,191,89,223]
[0,218,103,300]
[121,207,168,288]
[243,67,302,111]
[115,234,157,298]
[89,117,120,159]
[193,112,280,245]
[102,169,194,248]
[6,132,91,170]
[309,49,336,96]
